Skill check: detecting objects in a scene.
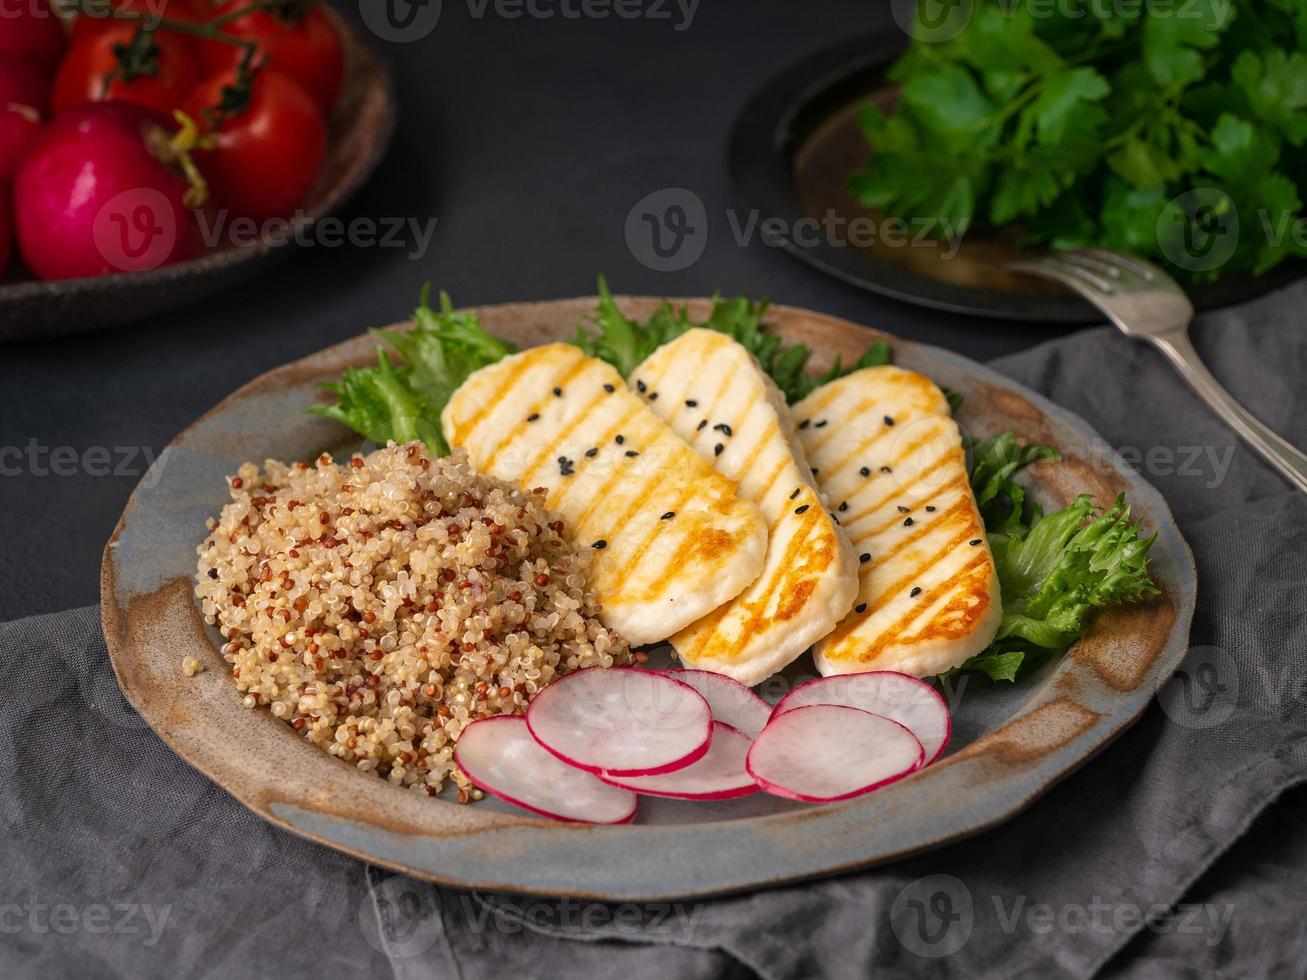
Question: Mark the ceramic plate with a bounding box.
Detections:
[728,32,1305,322]
[0,9,396,342]
[101,297,1196,900]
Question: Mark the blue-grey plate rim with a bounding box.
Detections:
[100,296,1196,901]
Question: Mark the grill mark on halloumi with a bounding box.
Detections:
[794,365,1001,678]
[630,329,858,686]
[443,343,768,646]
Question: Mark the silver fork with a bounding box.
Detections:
[1011,248,1307,495]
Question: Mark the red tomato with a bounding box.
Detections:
[52,22,198,117]
[0,105,42,182]
[0,0,68,76]
[201,2,343,116]
[0,56,49,115]
[71,0,202,46]
[185,69,325,220]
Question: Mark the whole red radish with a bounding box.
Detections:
[0,104,42,182]
[53,21,198,116]
[185,68,325,221]
[0,0,68,76]
[200,0,343,115]
[14,102,200,280]
[0,56,50,115]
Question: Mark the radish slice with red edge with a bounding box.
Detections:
[747,704,924,803]
[772,671,951,765]
[600,722,758,800]
[454,716,637,824]
[661,668,771,739]
[526,666,712,777]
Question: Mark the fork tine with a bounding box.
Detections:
[1056,250,1124,280]
[1009,258,1114,305]
[1016,255,1116,294]
[1075,248,1162,282]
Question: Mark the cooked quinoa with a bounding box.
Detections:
[195,441,632,799]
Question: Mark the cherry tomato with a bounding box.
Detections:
[71,0,203,46]
[0,0,68,76]
[0,105,42,182]
[185,68,325,220]
[201,1,343,116]
[0,55,49,115]
[52,22,198,117]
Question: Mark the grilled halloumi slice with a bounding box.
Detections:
[793,366,1001,677]
[630,329,858,685]
[442,343,768,646]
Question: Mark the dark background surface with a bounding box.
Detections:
[0,0,1080,622]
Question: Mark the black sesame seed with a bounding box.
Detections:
[789,487,801,500]
[884,415,894,426]
[897,505,910,514]
[794,504,810,515]
[880,465,892,474]
[649,392,658,401]
[553,387,562,397]
[603,384,615,393]
[685,399,698,407]
[661,511,676,520]
[814,419,828,428]
[838,502,848,512]
[696,419,708,431]
[207,568,219,580]
[625,450,639,458]
[584,447,598,458]
[812,468,819,476]
[592,539,607,549]
[969,538,982,546]
[860,467,871,477]
[925,505,936,512]
[798,419,811,430]
[713,423,732,436]
[855,603,867,614]
[714,443,725,456]
[910,586,922,597]
[903,517,914,526]
[615,434,624,445]
[636,380,647,393]
[526,413,540,422]
[859,553,870,563]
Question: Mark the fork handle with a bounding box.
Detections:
[1149,330,1307,495]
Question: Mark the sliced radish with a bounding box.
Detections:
[747,704,923,803]
[454,716,637,824]
[526,666,712,777]
[600,722,758,800]
[772,671,952,765]
[661,668,771,738]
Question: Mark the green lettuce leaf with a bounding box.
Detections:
[572,275,890,403]
[309,287,515,455]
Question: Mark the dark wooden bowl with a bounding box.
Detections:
[0,8,396,342]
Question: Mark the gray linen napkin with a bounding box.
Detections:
[3,284,1306,979]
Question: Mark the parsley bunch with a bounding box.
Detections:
[851,0,1307,278]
